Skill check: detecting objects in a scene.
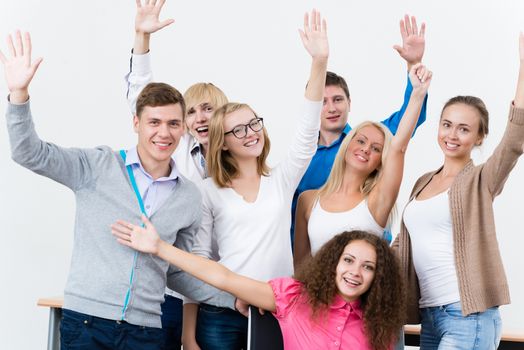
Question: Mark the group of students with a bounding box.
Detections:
[2,1,524,350]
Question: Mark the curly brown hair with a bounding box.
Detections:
[294,231,406,350]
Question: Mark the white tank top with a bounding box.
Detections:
[308,198,384,255]
[403,190,460,307]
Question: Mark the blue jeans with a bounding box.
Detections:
[60,309,164,350]
[160,295,183,350]
[420,302,502,350]
[196,303,247,350]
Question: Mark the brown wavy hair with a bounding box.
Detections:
[207,103,271,188]
[294,231,405,350]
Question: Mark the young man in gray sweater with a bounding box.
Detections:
[1,31,233,350]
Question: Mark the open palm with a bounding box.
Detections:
[135,0,174,34]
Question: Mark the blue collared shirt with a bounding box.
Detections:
[290,76,428,244]
[125,147,179,216]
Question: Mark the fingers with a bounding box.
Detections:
[140,213,151,227]
[15,30,23,57]
[0,50,6,64]
[322,18,327,34]
[411,16,418,35]
[258,307,266,315]
[303,12,310,34]
[158,18,175,30]
[24,32,31,66]
[136,0,142,8]
[404,14,412,35]
[420,22,426,38]
[393,44,403,55]
[399,19,407,40]
[7,34,16,57]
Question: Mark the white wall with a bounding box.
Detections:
[1,1,523,348]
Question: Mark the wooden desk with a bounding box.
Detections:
[405,324,524,349]
[37,297,63,350]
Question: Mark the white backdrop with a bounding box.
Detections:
[1,1,523,348]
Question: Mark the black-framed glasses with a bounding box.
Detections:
[224,117,264,139]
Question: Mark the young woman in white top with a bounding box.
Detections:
[293,64,432,269]
[174,10,329,349]
[395,35,524,349]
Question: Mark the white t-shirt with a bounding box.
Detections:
[191,99,322,281]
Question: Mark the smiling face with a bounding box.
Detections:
[345,125,384,175]
[134,103,185,171]
[321,85,350,134]
[335,239,377,302]
[186,101,215,147]
[222,107,265,160]
[438,103,484,161]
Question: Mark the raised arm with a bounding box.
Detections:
[278,10,328,191]
[515,33,524,108]
[112,216,276,312]
[482,33,524,196]
[300,9,329,101]
[126,0,174,113]
[382,15,427,135]
[368,64,432,227]
[0,31,42,104]
[134,0,174,54]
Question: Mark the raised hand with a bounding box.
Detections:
[299,9,329,60]
[0,31,43,103]
[135,0,174,35]
[111,215,161,254]
[408,63,432,95]
[393,14,425,68]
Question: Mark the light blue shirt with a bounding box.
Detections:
[125,147,179,216]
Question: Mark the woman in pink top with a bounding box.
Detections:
[112,216,405,350]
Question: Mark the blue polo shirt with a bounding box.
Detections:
[290,76,428,246]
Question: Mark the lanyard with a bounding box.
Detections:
[119,149,145,320]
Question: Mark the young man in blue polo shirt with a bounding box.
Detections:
[291,15,429,245]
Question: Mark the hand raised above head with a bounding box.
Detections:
[0,31,42,103]
[393,14,426,67]
[135,0,175,35]
[299,9,329,60]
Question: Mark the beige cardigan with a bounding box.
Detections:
[393,104,524,324]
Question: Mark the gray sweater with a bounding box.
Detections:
[7,101,235,328]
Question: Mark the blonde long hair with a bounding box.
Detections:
[207,103,271,188]
[318,121,394,229]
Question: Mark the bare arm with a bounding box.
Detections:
[112,216,276,312]
[293,191,315,270]
[368,64,432,226]
[181,303,201,350]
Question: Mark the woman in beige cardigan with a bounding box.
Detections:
[394,34,524,349]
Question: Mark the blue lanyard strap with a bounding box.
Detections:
[120,149,146,215]
[119,149,145,320]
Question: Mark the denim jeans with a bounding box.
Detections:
[420,302,502,350]
[60,308,165,350]
[196,303,248,350]
[160,295,183,350]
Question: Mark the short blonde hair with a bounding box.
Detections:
[183,83,228,115]
[319,121,392,198]
[207,103,271,188]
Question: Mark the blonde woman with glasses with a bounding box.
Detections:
[176,10,330,350]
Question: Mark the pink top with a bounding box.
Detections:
[269,277,372,350]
